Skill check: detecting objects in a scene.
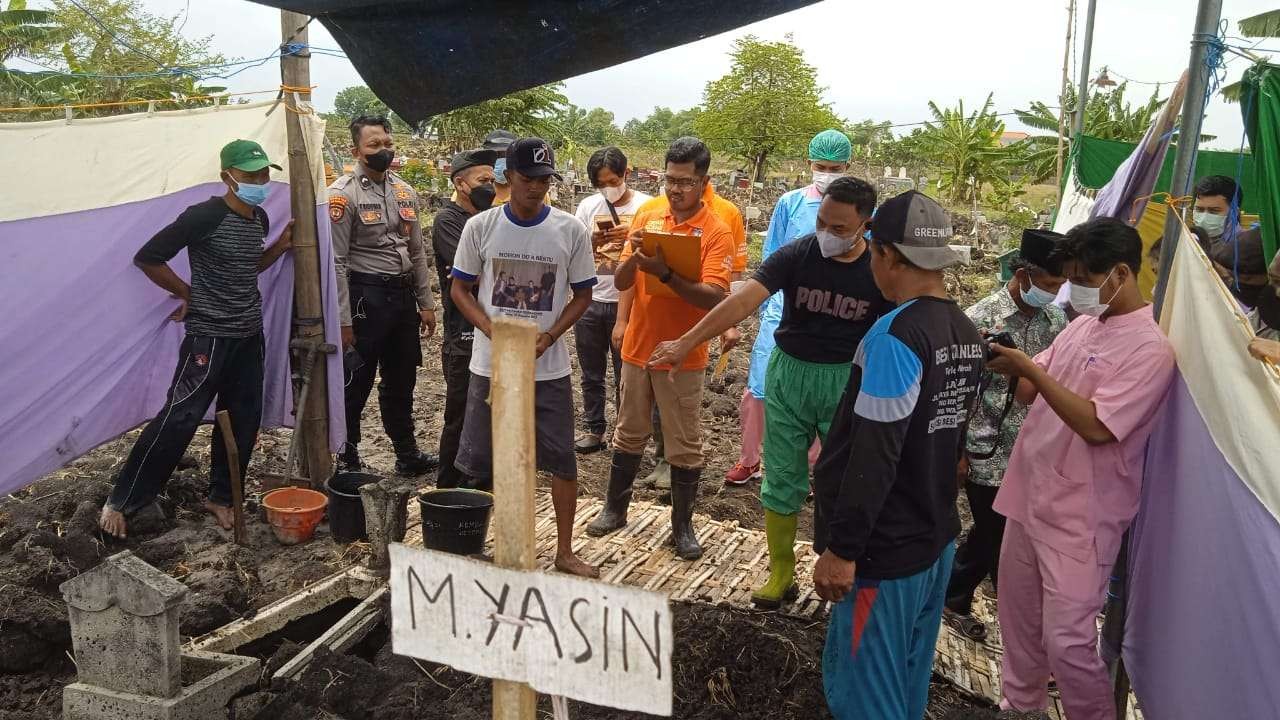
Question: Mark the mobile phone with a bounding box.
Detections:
[597,220,616,231]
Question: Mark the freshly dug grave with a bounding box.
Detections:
[0,242,1001,719]
[247,602,988,720]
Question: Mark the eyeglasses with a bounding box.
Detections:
[663,175,702,190]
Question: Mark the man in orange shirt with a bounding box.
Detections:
[617,167,747,489]
[587,137,735,560]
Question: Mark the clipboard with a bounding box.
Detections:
[641,231,702,298]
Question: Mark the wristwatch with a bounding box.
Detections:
[659,268,675,284]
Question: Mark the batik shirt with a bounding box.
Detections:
[963,286,1067,486]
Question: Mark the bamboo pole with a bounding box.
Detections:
[489,317,538,720]
[280,10,332,486]
[1055,0,1077,195]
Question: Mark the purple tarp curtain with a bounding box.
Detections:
[1124,374,1280,718]
[0,183,345,496]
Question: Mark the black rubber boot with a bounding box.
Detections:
[669,465,703,560]
[586,451,642,537]
[392,438,440,476]
[337,443,362,472]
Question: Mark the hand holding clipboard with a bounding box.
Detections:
[636,231,702,298]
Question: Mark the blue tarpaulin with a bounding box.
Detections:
[250,0,819,123]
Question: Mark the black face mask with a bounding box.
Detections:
[468,183,496,211]
[364,148,394,172]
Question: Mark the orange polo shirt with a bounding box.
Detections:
[621,203,735,371]
[640,184,747,273]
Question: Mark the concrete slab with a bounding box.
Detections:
[63,650,258,720]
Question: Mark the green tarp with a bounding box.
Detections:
[1241,63,1280,264]
[1071,134,1259,214]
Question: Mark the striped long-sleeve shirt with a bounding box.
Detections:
[135,196,269,337]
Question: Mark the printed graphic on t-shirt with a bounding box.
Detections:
[490,255,559,317]
[928,341,983,433]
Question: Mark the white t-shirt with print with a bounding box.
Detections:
[573,190,652,303]
[453,204,597,381]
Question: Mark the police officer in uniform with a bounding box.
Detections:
[329,115,438,475]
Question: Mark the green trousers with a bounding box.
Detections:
[761,348,851,515]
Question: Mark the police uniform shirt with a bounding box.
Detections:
[327,163,435,325]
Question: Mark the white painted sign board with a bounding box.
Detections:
[388,543,673,716]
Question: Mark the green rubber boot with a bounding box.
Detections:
[751,510,800,609]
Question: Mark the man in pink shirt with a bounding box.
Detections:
[986,218,1176,720]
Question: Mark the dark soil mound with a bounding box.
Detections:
[251,603,983,720]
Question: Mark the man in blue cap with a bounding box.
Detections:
[726,129,853,487]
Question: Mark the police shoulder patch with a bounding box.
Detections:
[328,194,348,222]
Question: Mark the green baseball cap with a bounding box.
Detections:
[220,139,282,172]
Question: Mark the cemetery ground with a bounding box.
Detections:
[0,256,1001,720]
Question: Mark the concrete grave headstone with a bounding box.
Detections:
[61,550,188,697]
[59,551,259,720]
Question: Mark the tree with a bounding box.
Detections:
[694,35,843,181]
[1012,82,1215,182]
[623,105,701,147]
[331,85,410,132]
[422,83,568,150]
[910,93,1012,205]
[844,119,893,149]
[0,0,57,64]
[2,0,228,119]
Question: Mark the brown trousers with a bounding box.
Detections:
[612,361,705,469]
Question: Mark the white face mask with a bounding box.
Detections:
[817,228,859,258]
[602,183,626,204]
[1018,277,1058,308]
[812,171,842,193]
[1193,211,1227,238]
[1068,267,1120,317]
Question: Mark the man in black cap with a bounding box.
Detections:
[449,137,600,578]
[942,229,1068,642]
[432,149,498,488]
[483,129,518,205]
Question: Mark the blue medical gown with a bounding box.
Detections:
[748,187,820,398]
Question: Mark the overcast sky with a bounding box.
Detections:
[81,0,1280,148]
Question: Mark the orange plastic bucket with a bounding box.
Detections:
[261,487,329,545]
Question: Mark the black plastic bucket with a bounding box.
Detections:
[417,488,494,555]
[326,471,380,543]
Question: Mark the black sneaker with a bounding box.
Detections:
[337,444,362,471]
[395,449,440,476]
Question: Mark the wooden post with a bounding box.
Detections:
[1054,0,1076,196]
[280,10,332,486]
[214,410,247,545]
[489,317,538,720]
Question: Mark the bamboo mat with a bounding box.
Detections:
[403,491,1142,719]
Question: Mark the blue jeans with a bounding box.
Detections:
[824,543,955,720]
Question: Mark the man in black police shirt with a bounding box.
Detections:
[431,149,497,488]
[648,176,891,608]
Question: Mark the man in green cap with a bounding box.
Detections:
[99,139,294,539]
[726,129,853,488]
